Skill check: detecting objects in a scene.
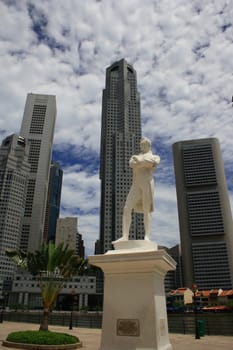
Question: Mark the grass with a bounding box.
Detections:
[7,330,80,345]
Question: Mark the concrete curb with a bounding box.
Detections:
[2,341,82,350]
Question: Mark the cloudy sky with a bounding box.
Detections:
[0,0,232,256]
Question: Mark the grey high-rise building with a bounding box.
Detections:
[76,231,85,258]
[55,217,78,250]
[97,59,144,254]
[55,217,85,258]
[173,138,233,290]
[161,244,183,292]
[0,134,30,283]
[20,93,57,252]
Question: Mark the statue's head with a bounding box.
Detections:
[140,137,151,153]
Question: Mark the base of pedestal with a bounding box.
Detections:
[89,242,176,350]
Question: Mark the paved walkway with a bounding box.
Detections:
[0,322,233,350]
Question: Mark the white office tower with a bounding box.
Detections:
[20,93,56,252]
[0,134,30,282]
[97,59,143,254]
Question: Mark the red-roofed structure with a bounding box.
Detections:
[167,288,233,310]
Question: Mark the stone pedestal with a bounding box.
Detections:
[89,241,176,350]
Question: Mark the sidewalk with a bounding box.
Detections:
[0,322,233,350]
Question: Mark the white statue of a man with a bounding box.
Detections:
[119,137,160,241]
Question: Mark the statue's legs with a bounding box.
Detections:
[122,206,132,240]
[119,185,154,241]
[121,186,140,240]
[144,211,151,240]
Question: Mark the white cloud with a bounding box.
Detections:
[61,167,100,213]
[152,183,179,247]
[0,0,232,254]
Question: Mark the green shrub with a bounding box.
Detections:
[7,330,79,345]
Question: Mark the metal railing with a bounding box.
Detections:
[1,311,233,336]
[168,313,233,336]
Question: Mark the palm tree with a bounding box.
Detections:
[6,241,88,331]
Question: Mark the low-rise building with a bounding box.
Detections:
[218,290,233,304]
[8,272,97,311]
[167,288,233,310]
[167,288,193,310]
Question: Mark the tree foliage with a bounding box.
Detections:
[6,241,88,331]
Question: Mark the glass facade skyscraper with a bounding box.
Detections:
[97,59,144,254]
[0,134,30,282]
[43,160,63,243]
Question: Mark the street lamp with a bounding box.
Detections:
[69,288,75,330]
[192,284,200,340]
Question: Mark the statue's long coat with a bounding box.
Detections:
[128,152,160,213]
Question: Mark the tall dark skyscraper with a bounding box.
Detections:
[173,138,233,290]
[97,59,144,254]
